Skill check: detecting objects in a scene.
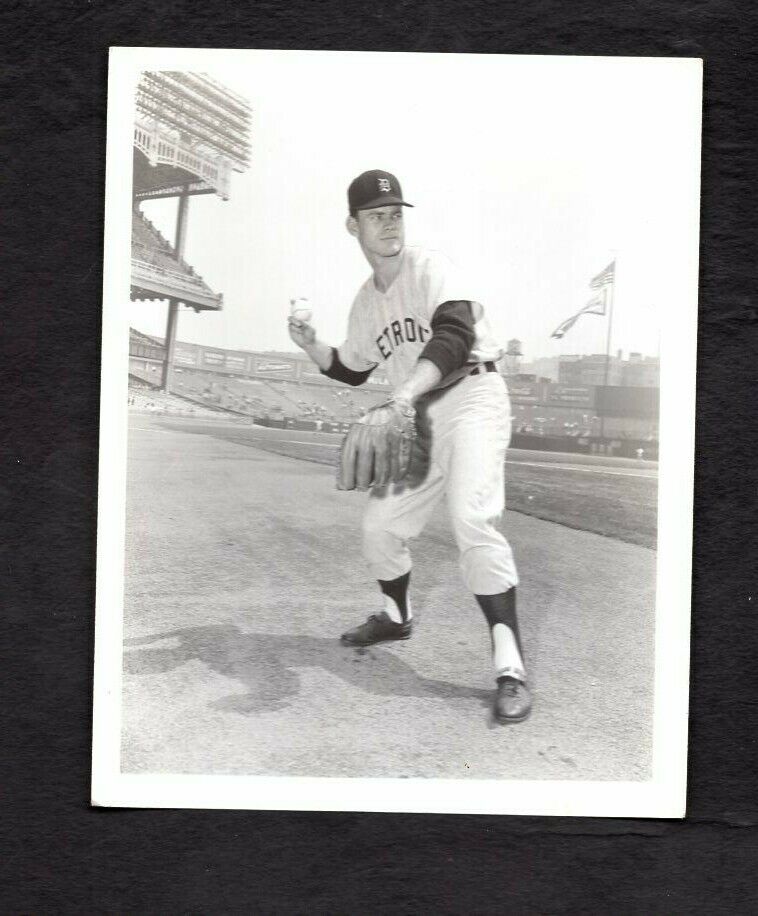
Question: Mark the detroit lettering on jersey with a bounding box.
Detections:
[375,316,432,360]
[338,246,504,391]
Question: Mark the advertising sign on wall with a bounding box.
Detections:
[255,358,296,377]
[173,344,199,367]
[202,350,226,367]
[224,354,249,373]
[546,385,595,407]
[508,381,544,404]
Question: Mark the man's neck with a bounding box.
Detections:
[367,249,404,293]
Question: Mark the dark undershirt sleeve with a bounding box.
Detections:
[419,300,476,378]
[321,347,375,387]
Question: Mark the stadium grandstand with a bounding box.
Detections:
[128,388,226,419]
[131,208,221,311]
[129,328,659,455]
[130,71,252,391]
[129,327,382,427]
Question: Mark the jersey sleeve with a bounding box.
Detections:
[418,300,476,378]
[422,249,484,318]
[335,295,379,373]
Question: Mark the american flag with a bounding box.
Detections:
[589,260,615,290]
[582,293,606,316]
[550,291,606,339]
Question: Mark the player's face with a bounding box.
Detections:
[350,205,405,258]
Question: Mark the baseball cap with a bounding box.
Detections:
[348,170,414,212]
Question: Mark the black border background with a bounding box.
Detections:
[3,1,757,911]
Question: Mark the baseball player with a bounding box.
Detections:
[288,169,531,723]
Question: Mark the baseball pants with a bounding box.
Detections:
[362,371,518,594]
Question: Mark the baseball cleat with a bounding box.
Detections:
[340,611,413,647]
[494,677,532,724]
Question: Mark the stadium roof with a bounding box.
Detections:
[134,71,252,201]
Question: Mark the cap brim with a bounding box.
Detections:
[356,196,414,210]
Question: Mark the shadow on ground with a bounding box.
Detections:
[124,624,491,716]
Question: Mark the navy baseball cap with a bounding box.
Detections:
[348,170,414,212]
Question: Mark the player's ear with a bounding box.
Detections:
[346,214,359,237]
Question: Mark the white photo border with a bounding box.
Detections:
[92,47,702,817]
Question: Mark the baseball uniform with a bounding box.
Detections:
[329,246,518,596]
[312,169,531,722]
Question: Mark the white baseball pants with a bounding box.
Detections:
[362,371,518,594]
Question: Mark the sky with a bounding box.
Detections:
[127,52,702,364]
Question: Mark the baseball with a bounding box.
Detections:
[290,297,313,323]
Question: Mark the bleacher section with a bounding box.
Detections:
[168,370,382,420]
[173,372,293,415]
[127,326,657,454]
[128,389,229,418]
[131,208,222,310]
[272,381,381,420]
[127,364,656,455]
[128,348,382,423]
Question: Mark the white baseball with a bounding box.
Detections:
[290,297,313,323]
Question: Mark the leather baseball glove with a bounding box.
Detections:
[337,397,416,491]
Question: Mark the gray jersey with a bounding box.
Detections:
[338,246,504,391]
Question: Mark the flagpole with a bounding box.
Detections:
[599,267,616,443]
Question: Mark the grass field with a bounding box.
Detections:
[191,422,658,549]
[506,463,656,548]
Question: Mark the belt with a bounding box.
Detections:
[425,361,499,402]
[468,361,498,376]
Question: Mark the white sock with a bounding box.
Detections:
[383,594,412,624]
[492,622,526,681]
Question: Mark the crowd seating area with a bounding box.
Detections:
[164,367,383,421]
[128,368,657,455]
[510,402,656,440]
[171,372,293,416]
[131,208,216,296]
[128,388,224,418]
[132,208,178,270]
[283,382,381,420]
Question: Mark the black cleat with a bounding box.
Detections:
[494,677,532,724]
[340,612,413,647]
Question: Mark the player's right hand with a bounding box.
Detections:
[287,315,316,348]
